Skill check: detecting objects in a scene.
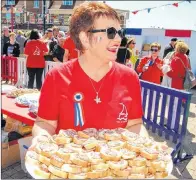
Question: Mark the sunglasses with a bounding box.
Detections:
[151,49,158,52]
[131,42,136,45]
[88,27,125,39]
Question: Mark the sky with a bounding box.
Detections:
[104,1,196,30]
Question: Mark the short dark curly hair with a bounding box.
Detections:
[29,29,40,40]
[69,1,120,53]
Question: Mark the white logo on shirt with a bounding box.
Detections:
[33,46,40,55]
[117,103,128,122]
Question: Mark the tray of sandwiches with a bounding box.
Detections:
[25,128,173,179]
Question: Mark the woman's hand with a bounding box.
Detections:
[142,66,148,72]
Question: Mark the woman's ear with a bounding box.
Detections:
[79,31,89,50]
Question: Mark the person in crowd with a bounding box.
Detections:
[1,26,10,54]
[162,41,190,90]
[52,26,60,39]
[127,37,139,69]
[24,31,31,48]
[16,30,26,55]
[137,42,163,84]
[41,30,49,42]
[44,28,58,61]
[63,34,78,62]
[24,29,48,90]
[52,37,65,63]
[3,32,20,83]
[163,38,178,58]
[58,31,66,38]
[31,2,147,144]
[116,37,131,65]
[3,32,20,57]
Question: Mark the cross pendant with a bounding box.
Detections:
[94,93,101,104]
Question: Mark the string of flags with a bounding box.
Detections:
[130,0,191,15]
[2,0,192,18]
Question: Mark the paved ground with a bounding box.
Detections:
[1,88,196,179]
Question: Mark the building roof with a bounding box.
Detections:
[48,0,85,14]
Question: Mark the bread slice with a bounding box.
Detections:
[61,164,82,174]
[48,165,67,178]
[107,159,128,170]
[38,154,50,166]
[25,151,39,166]
[35,142,58,158]
[100,148,122,161]
[50,154,65,168]
[70,153,90,167]
[34,163,51,179]
[68,173,87,179]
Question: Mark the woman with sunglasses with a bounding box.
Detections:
[127,38,139,69]
[30,2,148,146]
[136,42,163,84]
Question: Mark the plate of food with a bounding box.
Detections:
[2,85,17,94]
[15,93,40,107]
[25,128,173,179]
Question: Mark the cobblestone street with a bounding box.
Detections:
[1,89,196,179]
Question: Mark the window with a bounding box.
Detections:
[34,0,39,8]
[62,0,73,6]
[6,0,15,5]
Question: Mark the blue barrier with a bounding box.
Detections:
[140,80,193,164]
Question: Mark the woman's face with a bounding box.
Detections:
[150,46,160,57]
[58,38,65,47]
[10,35,16,42]
[85,16,122,63]
[128,41,136,49]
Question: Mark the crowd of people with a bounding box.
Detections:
[117,36,191,91]
[1,7,192,92]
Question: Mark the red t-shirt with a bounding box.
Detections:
[38,59,143,133]
[63,36,78,60]
[137,56,163,84]
[24,40,48,68]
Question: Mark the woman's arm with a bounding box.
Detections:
[136,57,148,73]
[3,43,8,55]
[167,57,184,78]
[63,49,69,62]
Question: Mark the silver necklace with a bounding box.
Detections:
[88,77,106,104]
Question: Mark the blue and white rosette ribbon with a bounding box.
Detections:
[74,93,85,127]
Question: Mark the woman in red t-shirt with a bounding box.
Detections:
[137,43,163,84]
[30,2,148,147]
[24,29,48,90]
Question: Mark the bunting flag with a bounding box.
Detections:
[130,0,190,15]
[172,3,179,7]
[132,10,138,15]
